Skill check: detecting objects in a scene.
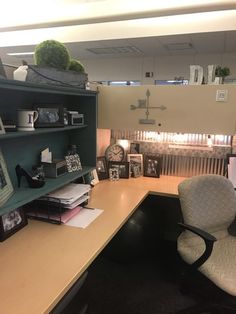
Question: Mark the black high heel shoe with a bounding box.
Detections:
[15,164,45,189]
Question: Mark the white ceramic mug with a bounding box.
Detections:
[17,109,38,131]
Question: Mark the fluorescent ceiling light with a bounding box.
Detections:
[7,52,34,56]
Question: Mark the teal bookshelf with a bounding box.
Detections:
[0,79,97,215]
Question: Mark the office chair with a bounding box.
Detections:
[177,174,236,314]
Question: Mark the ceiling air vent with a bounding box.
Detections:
[165,42,193,51]
[86,46,142,55]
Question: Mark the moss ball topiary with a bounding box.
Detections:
[68,59,85,73]
[34,40,70,70]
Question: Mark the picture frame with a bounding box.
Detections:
[143,154,161,178]
[133,165,141,178]
[0,117,5,134]
[109,168,119,181]
[96,156,108,180]
[108,161,130,179]
[0,207,28,241]
[90,169,99,186]
[0,149,14,208]
[65,154,82,172]
[34,104,64,128]
[127,154,143,176]
[130,142,140,154]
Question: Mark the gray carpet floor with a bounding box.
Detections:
[63,249,197,314]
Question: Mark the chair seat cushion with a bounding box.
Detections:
[178,232,236,296]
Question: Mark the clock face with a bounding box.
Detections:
[105,144,125,162]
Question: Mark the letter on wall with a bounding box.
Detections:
[189,65,203,85]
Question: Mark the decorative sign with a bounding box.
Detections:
[189,64,227,85]
[130,89,167,125]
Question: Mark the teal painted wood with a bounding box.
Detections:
[0,79,97,214]
[0,166,94,215]
[0,125,88,140]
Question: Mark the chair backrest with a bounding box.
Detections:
[178,174,236,233]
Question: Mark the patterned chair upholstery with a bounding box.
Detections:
[177,174,236,313]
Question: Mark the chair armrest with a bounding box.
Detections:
[178,222,217,270]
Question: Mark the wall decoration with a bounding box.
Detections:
[0,150,14,208]
[65,154,82,172]
[0,207,28,241]
[34,104,64,127]
[132,165,141,178]
[108,161,130,179]
[144,155,161,178]
[130,142,140,154]
[127,154,143,176]
[96,156,108,180]
[109,168,119,181]
[130,89,166,125]
[90,169,99,186]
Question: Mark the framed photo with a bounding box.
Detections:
[0,150,14,208]
[34,104,64,128]
[133,165,141,178]
[144,155,161,178]
[96,156,108,180]
[127,154,143,177]
[65,154,82,172]
[0,117,5,134]
[109,168,119,181]
[0,207,28,241]
[108,161,130,179]
[90,169,99,186]
[130,142,140,154]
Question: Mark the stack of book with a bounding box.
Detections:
[25,183,91,224]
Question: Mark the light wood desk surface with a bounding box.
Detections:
[0,175,185,314]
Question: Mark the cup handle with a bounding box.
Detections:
[33,111,39,122]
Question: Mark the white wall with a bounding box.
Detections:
[81,52,236,84]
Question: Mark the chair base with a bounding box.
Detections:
[177,302,236,314]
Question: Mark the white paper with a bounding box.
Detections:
[62,194,89,209]
[41,148,52,163]
[65,207,103,229]
[40,183,91,204]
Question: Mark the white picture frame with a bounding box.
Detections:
[0,117,5,135]
[91,169,99,186]
[127,154,143,176]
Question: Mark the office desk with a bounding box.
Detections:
[0,175,185,314]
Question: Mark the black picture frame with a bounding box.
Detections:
[143,155,161,178]
[130,142,140,154]
[0,207,28,241]
[34,104,64,128]
[108,161,130,179]
[96,156,108,180]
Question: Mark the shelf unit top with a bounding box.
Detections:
[0,78,97,96]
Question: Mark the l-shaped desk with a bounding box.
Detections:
[0,175,185,314]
